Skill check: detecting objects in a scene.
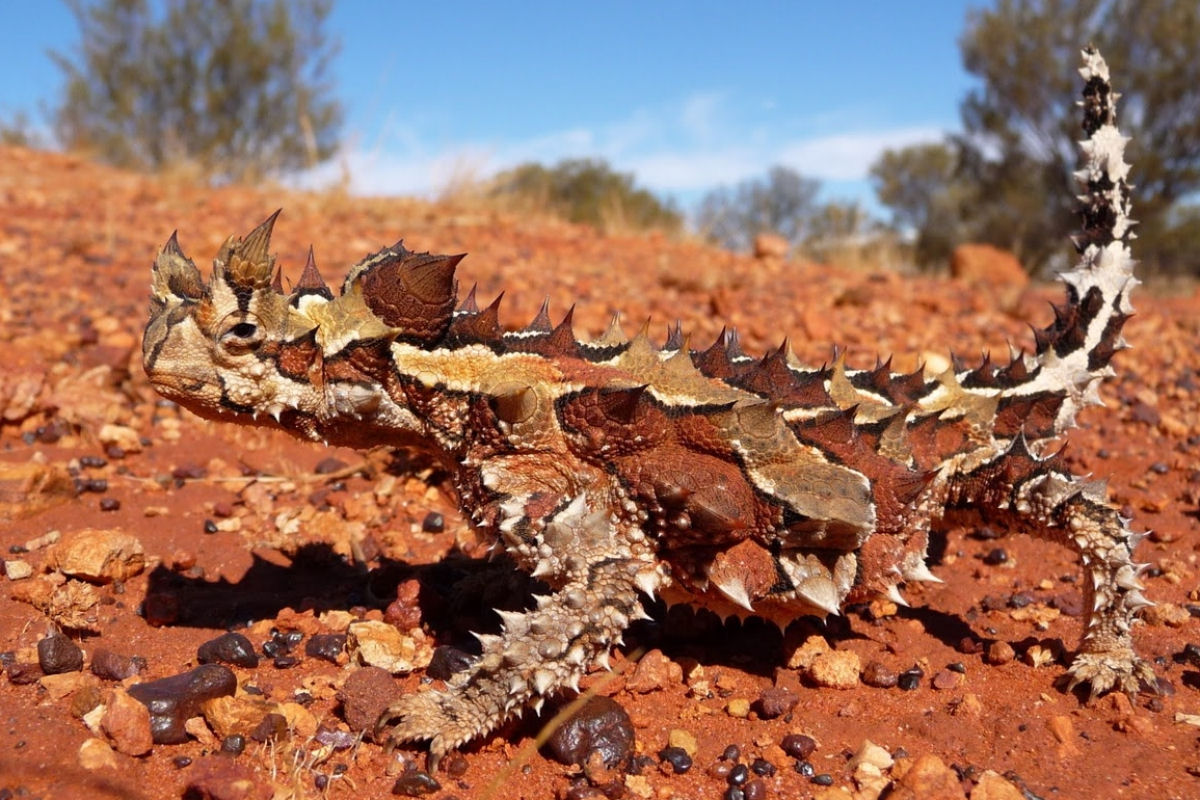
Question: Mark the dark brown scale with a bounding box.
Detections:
[446,293,505,349]
[993,391,1064,440]
[692,327,739,379]
[945,435,1055,512]
[508,308,583,359]
[457,284,480,313]
[664,321,685,351]
[323,340,393,387]
[732,345,833,408]
[525,298,553,333]
[293,247,333,301]
[995,351,1035,387]
[359,248,462,346]
[557,385,665,460]
[275,334,321,383]
[962,352,998,389]
[1088,307,1131,372]
[905,411,972,470]
[616,444,759,544]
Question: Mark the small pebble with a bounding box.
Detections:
[250,713,288,742]
[314,457,348,475]
[726,698,751,718]
[392,768,440,796]
[338,667,402,734]
[721,744,741,761]
[426,645,476,681]
[861,660,899,689]
[728,763,750,786]
[173,756,192,769]
[811,773,834,786]
[755,686,798,719]
[743,779,766,800]
[421,512,445,533]
[983,548,1008,566]
[794,760,815,777]
[780,733,816,760]
[543,696,634,768]
[99,498,120,512]
[220,734,246,754]
[1009,592,1034,609]
[273,655,300,669]
[750,758,775,777]
[658,746,692,774]
[723,788,745,800]
[987,641,1016,665]
[932,668,963,690]
[667,727,697,756]
[203,519,218,534]
[90,648,145,681]
[898,665,924,691]
[197,632,260,668]
[305,633,347,663]
[38,633,84,675]
[442,751,468,778]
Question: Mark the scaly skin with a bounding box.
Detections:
[142,47,1153,767]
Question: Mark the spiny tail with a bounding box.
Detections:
[987,47,1137,437]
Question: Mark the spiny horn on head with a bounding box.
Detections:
[152,230,205,302]
[216,209,281,293]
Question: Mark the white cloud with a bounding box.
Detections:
[777,127,946,182]
[289,92,950,206]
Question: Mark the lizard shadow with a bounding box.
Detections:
[143,543,380,630]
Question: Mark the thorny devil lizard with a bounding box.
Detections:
[143,48,1155,764]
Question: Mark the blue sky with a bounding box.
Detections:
[1,2,988,216]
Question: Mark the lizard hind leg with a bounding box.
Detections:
[376,491,658,766]
[945,443,1155,697]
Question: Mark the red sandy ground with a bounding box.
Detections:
[0,147,1198,799]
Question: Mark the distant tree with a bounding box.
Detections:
[489,158,682,233]
[802,201,887,265]
[696,165,821,252]
[0,111,42,148]
[956,0,1200,275]
[869,142,974,269]
[51,0,342,182]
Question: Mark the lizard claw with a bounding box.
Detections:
[1065,650,1157,698]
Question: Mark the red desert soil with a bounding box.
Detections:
[0,146,1198,799]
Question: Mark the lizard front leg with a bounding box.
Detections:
[376,492,660,766]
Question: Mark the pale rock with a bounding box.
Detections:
[98,424,142,453]
[50,529,145,583]
[786,634,831,670]
[101,688,154,756]
[969,770,1025,800]
[4,560,33,580]
[78,737,118,771]
[348,621,432,674]
[808,650,861,689]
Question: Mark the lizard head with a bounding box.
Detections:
[143,212,465,443]
[142,211,322,426]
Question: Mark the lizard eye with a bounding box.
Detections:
[230,322,258,338]
[220,317,264,354]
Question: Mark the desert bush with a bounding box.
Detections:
[51,0,342,183]
[489,158,682,234]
